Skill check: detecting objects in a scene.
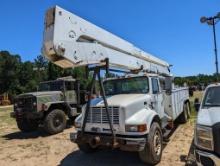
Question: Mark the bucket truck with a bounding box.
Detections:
[42,6,190,165]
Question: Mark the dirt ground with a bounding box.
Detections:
[0,105,197,166]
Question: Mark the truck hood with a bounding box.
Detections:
[197,107,220,126]
[18,91,62,97]
[91,94,150,107]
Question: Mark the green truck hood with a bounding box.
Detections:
[18,91,62,97]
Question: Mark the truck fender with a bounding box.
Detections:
[125,108,160,134]
[145,109,161,133]
[45,102,69,114]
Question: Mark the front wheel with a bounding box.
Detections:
[139,122,163,165]
[44,109,67,135]
[78,143,97,153]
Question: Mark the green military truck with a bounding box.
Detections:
[11,76,86,134]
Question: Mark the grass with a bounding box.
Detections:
[0,105,16,133]
[189,91,203,103]
[189,91,204,123]
[0,105,13,112]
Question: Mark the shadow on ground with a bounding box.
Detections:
[2,128,50,140]
[2,120,74,140]
[60,123,183,166]
[60,149,146,166]
[182,139,197,166]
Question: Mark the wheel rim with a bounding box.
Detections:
[53,115,63,127]
[153,130,162,156]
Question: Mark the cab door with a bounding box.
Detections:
[151,77,164,118]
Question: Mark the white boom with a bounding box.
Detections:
[42,6,170,75]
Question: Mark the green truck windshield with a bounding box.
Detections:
[104,77,149,96]
[203,86,220,107]
[38,81,64,91]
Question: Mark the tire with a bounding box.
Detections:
[178,103,188,123]
[186,102,191,119]
[44,109,67,134]
[78,143,97,153]
[16,118,38,132]
[139,122,163,165]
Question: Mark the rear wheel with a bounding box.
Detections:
[186,102,191,119]
[178,103,188,123]
[16,118,38,132]
[139,122,162,165]
[44,109,67,134]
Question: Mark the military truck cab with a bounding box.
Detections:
[11,76,86,134]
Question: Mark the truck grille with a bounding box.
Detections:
[15,96,35,110]
[87,106,119,124]
[213,123,220,157]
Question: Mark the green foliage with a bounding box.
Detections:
[174,74,219,87]
[0,51,88,98]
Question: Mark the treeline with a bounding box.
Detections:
[0,51,88,97]
[0,51,218,98]
[174,74,219,87]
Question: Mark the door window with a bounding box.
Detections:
[152,78,159,94]
[65,81,75,90]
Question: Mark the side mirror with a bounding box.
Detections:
[194,98,200,112]
[165,76,172,95]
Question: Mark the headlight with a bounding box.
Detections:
[125,124,147,132]
[195,125,213,151]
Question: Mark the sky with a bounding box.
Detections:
[0,0,219,76]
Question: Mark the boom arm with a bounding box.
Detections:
[42,6,170,75]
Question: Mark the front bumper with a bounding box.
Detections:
[12,108,43,119]
[195,149,220,166]
[70,131,147,152]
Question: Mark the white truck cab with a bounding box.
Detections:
[194,83,220,166]
[72,73,190,165]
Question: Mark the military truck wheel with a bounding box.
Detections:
[16,118,38,132]
[78,143,97,153]
[178,103,188,123]
[44,109,67,134]
[139,122,162,165]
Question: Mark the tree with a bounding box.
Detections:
[0,51,21,95]
[34,55,48,82]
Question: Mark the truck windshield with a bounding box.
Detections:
[38,81,64,91]
[203,86,220,107]
[103,77,149,95]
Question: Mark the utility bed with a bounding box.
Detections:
[164,87,189,121]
